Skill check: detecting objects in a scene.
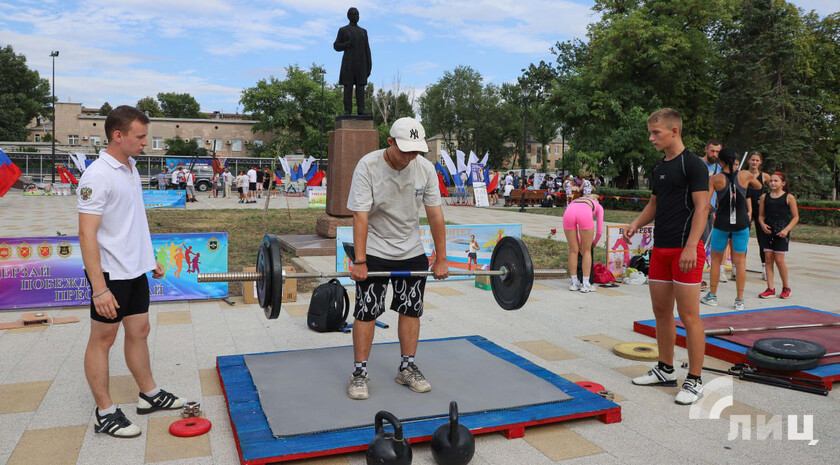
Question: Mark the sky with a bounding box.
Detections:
[1,0,836,115]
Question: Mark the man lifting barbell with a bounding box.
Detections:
[346,117,448,400]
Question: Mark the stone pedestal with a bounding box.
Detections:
[325,116,379,218]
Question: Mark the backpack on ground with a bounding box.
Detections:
[307,279,349,332]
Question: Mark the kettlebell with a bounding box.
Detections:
[431,401,475,465]
[366,410,412,465]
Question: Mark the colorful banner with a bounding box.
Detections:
[0,233,228,310]
[166,158,212,170]
[334,224,522,285]
[307,186,326,208]
[142,189,186,209]
[605,225,654,278]
[473,182,490,208]
[470,163,485,184]
[23,183,75,196]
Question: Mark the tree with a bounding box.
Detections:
[164,137,202,156]
[0,44,52,141]
[240,64,343,158]
[136,96,163,117]
[520,61,561,173]
[98,102,112,116]
[157,92,204,118]
[549,0,736,187]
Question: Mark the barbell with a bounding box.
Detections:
[197,234,564,319]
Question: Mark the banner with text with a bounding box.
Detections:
[605,225,654,278]
[307,186,326,208]
[334,224,522,285]
[0,233,228,310]
[142,189,186,209]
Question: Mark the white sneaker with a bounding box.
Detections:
[94,407,141,438]
[719,272,728,283]
[348,370,370,400]
[395,363,431,393]
[580,283,595,293]
[675,378,704,405]
[569,281,581,291]
[632,366,677,386]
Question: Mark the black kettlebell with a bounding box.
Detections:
[431,402,475,465]
[366,411,412,465]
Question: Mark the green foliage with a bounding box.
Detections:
[240,64,342,158]
[157,92,204,118]
[419,66,520,169]
[0,44,52,141]
[136,96,163,117]
[164,137,199,156]
[98,102,112,116]
[596,187,652,212]
[796,200,840,226]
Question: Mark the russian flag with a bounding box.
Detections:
[0,148,22,198]
[435,162,451,185]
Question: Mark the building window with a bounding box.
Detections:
[68,135,79,145]
[213,138,223,152]
[152,137,164,150]
[231,139,242,152]
[193,138,203,147]
[34,134,41,142]
[253,139,263,147]
[555,145,559,154]
[90,136,101,146]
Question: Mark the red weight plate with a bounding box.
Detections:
[169,417,212,437]
[575,381,606,393]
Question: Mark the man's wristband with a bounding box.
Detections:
[92,289,110,299]
[354,261,366,265]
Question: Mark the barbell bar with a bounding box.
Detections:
[197,234,555,320]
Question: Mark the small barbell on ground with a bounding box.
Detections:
[198,235,563,320]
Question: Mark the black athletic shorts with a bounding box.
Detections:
[765,234,790,253]
[86,271,150,323]
[353,254,428,322]
[249,182,257,191]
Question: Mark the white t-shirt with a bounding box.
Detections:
[223,172,233,184]
[503,184,514,197]
[582,179,592,195]
[185,171,195,186]
[347,149,441,260]
[504,174,513,186]
[171,170,179,184]
[247,169,257,183]
[77,151,155,280]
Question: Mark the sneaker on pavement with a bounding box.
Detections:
[719,272,727,283]
[348,369,370,400]
[137,389,184,415]
[734,298,745,311]
[94,407,141,438]
[569,281,581,291]
[580,283,595,293]
[675,378,704,405]
[759,288,776,299]
[396,363,431,393]
[700,292,718,307]
[780,287,792,299]
[631,366,677,387]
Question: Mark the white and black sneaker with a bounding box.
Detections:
[137,389,184,415]
[94,407,141,438]
[675,378,704,405]
[631,366,677,386]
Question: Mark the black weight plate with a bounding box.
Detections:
[753,338,826,360]
[490,236,533,310]
[263,234,284,320]
[256,242,271,309]
[746,348,820,372]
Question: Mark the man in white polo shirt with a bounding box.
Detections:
[78,105,184,438]
[345,117,450,400]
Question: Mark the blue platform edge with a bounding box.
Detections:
[634,305,840,377]
[217,335,620,462]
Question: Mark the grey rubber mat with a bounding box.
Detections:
[244,338,572,437]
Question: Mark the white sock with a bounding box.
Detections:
[98,404,117,416]
[582,276,590,286]
[143,387,160,397]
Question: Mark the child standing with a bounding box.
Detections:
[758,172,799,299]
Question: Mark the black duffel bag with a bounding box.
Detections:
[307,278,350,332]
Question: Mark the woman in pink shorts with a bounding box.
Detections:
[562,195,604,292]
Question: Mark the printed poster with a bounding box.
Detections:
[606,225,654,278]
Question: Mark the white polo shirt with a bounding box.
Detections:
[77,150,156,280]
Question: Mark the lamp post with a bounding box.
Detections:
[50,50,59,184]
[519,87,530,213]
[560,123,565,177]
[319,66,326,160]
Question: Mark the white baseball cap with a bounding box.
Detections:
[389,117,428,153]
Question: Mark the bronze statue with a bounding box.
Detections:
[333,7,372,115]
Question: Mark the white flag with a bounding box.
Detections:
[480,151,489,166]
[468,151,479,167]
[301,156,315,175]
[69,152,87,172]
[278,156,290,176]
[440,149,457,175]
[456,150,468,173]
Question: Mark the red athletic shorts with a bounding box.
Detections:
[648,242,705,285]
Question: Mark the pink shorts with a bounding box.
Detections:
[562,202,594,230]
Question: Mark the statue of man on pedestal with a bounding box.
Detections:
[333,7,372,115]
